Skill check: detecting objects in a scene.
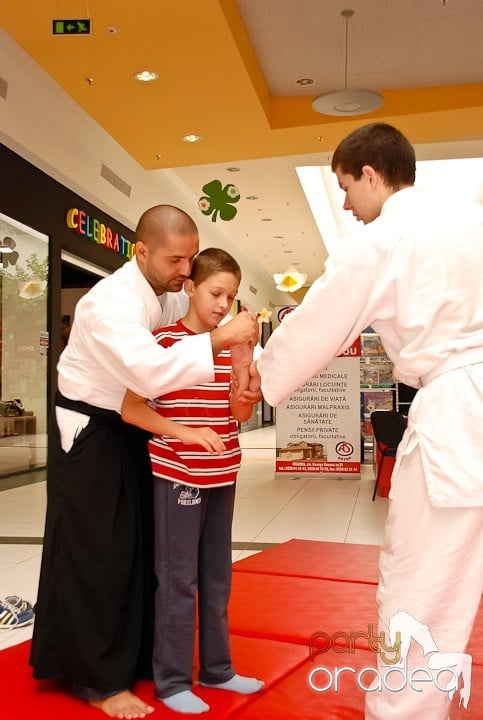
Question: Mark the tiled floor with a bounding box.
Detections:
[0,425,387,651]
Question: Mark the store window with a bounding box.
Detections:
[0,213,48,476]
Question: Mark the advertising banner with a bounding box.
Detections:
[275,338,361,476]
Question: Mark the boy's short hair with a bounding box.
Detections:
[190,247,241,285]
[331,123,416,189]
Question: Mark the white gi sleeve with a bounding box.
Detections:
[84,316,214,401]
[258,235,391,406]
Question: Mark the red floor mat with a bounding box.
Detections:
[234,539,380,585]
[0,635,307,719]
[229,649,371,720]
[3,540,481,719]
[466,597,483,666]
[229,571,377,649]
[230,649,483,720]
[450,663,483,719]
[232,539,483,666]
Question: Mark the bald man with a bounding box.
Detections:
[30,205,259,719]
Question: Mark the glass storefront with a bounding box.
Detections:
[0,213,48,476]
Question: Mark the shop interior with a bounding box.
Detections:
[0,256,101,483]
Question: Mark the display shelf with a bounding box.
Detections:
[0,415,36,437]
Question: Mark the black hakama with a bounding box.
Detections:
[30,392,155,694]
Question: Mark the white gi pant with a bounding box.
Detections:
[365,445,483,719]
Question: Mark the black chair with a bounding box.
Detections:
[370,410,407,501]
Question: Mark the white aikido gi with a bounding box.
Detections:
[57,255,214,444]
[60,258,212,405]
[258,187,483,719]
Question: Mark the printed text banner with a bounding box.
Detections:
[275,338,361,476]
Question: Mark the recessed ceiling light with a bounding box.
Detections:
[133,70,159,82]
[106,25,120,35]
[261,218,272,222]
[284,250,294,253]
[296,78,314,85]
[273,235,284,239]
[226,167,240,172]
[182,134,202,143]
[245,195,259,200]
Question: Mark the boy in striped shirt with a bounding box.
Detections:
[122,248,264,714]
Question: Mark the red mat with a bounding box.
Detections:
[233,539,380,585]
[230,649,483,720]
[0,635,307,719]
[450,663,483,720]
[2,539,482,719]
[229,649,372,720]
[229,571,377,649]
[466,598,483,666]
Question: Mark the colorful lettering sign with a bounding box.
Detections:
[66,208,134,259]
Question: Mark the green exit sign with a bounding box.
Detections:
[52,19,91,36]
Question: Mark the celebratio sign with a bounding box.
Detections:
[66,208,135,259]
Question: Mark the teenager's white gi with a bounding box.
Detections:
[258,187,483,719]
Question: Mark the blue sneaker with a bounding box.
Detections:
[3,595,33,613]
[0,598,35,628]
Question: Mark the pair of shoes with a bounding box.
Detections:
[0,596,35,628]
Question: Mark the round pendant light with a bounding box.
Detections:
[312,10,383,117]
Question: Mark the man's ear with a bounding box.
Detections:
[135,240,148,259]
[184,278,195,296]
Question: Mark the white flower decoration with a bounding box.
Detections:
[257,307,273,323]
[198,198,211,212]
[226,184,239,199]
[273,266,307,292]
[19,279,47,299]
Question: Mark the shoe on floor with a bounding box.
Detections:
[3,595,34,613]
[0,598,35,628]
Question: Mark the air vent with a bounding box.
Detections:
[100,163,131,197]
[249,284,257,295]
[0,76,8,100]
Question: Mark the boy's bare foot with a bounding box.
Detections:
[89,690,155,718]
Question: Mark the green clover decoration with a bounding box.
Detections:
[198,180,240,222]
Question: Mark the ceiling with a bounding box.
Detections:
[2,0,483,290]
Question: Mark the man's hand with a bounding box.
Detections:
[210,311,259,357]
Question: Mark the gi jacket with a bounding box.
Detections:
[259,187,483,507]
[58,256,215,412]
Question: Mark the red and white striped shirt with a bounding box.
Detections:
[148,320,241,487]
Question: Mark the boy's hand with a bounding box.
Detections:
[230,341,253,367]
[237,361,262,404]
[177,426,226,454]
